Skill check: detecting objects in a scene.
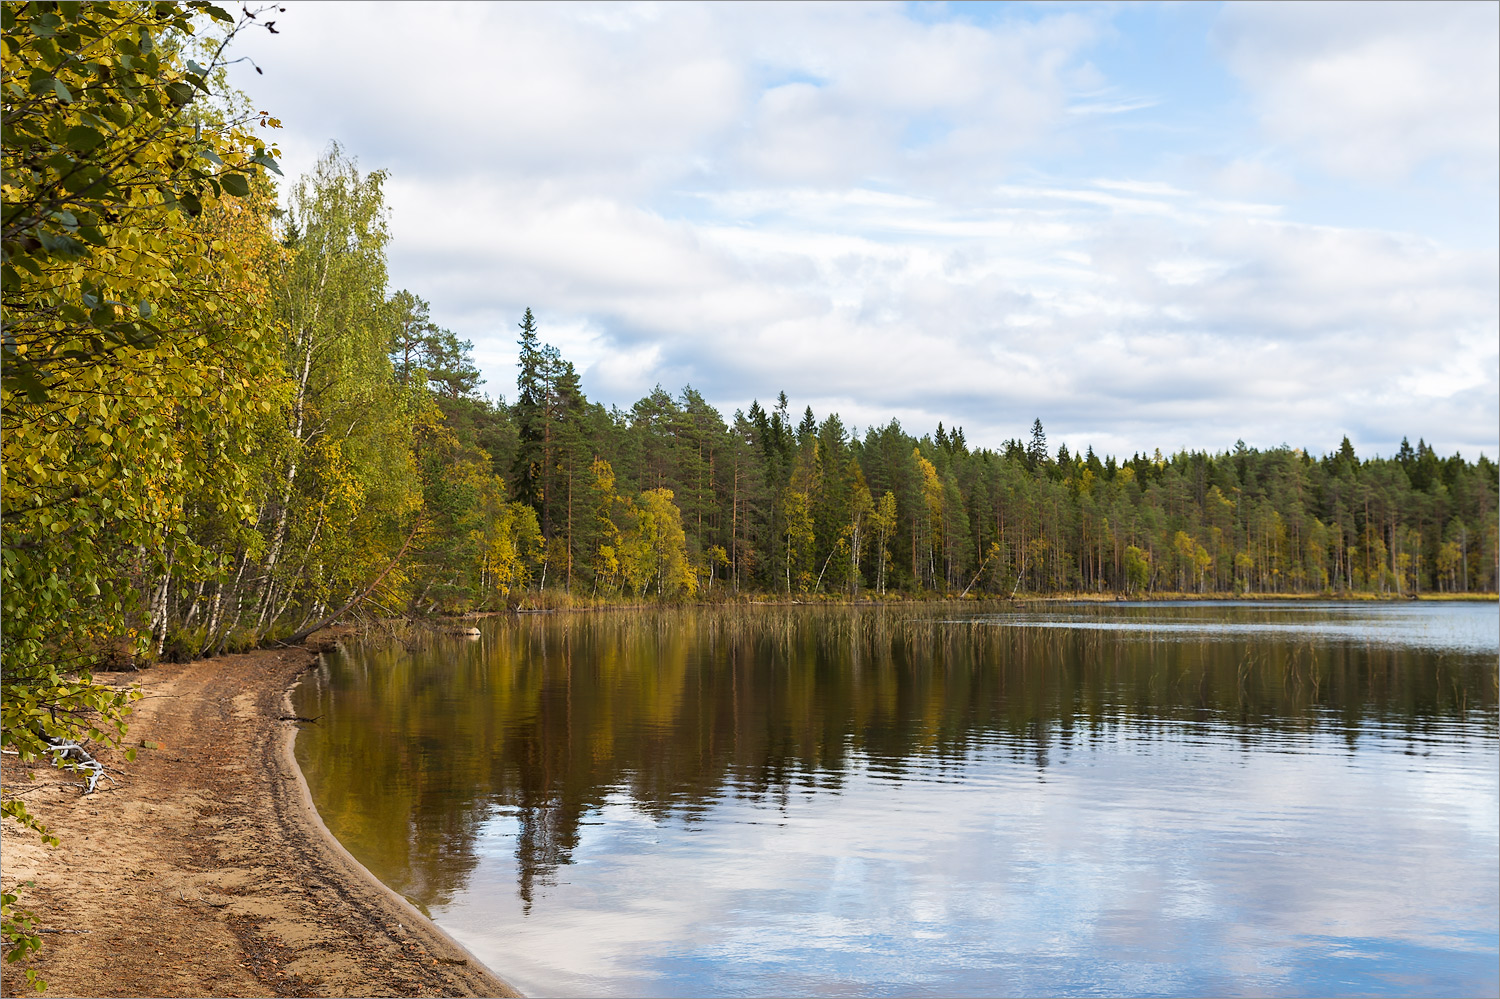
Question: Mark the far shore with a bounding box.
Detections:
[445,588,1499,617]
[0,637,520,999]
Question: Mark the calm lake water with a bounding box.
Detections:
[293,602,1499,997]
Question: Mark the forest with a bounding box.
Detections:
[433,346,1499,606]
[4,1,1497,674]
[1,0,1495,971]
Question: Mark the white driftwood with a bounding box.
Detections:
[40,734,115,794]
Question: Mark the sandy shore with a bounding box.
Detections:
[0,641,520,998]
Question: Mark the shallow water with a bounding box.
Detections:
[294,601,1499,997]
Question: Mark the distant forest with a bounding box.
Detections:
[9,141,1497,675]
[443,309,1497,606]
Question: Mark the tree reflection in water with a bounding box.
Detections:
[292,603,1496,914]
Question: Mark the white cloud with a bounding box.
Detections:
[1194,156,1299,202]
[387,169,1496,456]
[227,2,1498,459]
[1068,96,1160,116]
[1215,1,1500,184]
[237,2,1098,192]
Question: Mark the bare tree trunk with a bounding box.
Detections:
[202,549,252,656]
[849,523,861,597]
[257,255,332,624]
[182,577,206,627]
[814,545,836,592]
[260,497,328,634]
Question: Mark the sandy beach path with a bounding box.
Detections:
[1,643,519,998]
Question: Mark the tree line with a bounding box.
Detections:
[2,0,1494,972]
[442,336,1498,604]
[6,2,1499,691]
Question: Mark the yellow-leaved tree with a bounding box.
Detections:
[914,448,944,591]
[1,2,284,983]
[616,488,695,598]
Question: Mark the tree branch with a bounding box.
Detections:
[278,515,423,646]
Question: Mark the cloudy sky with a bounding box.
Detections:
[227,1,1498,460]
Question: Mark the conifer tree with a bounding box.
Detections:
[512,308,545,510]
[1027,419,1048,470]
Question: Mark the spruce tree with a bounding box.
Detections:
[1026,419,1048,470]
[512,308,545,509]
[798,405,818,443]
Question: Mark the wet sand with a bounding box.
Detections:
[0,642,520,997]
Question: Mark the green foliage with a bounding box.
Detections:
[2,883,47,992]
[1,0,280,402]
[471,482,542,603]
[1,1,284,981]
[468,330,1496,602]
[386,289,482,399]
[637,488,696,598]
[779,488,814,594]
[1124,545,1151,594]
[869,491,898,595]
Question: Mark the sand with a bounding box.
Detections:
[0,640,520,998]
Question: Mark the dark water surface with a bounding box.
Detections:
[294,602,1499,997]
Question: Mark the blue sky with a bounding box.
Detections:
[228,1,1498,459]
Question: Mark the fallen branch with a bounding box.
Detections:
[814,545,839,592]
[278,516,424,646]
[960,542,1003,598]
[37,733,115,794]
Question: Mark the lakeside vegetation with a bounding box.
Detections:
[1,1,1495,981]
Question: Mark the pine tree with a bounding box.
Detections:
[427,329,484,400]
[1396,437,1416,471]
[548,357,588,586]
[386,289,438,388]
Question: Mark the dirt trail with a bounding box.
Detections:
[1,644,519,998]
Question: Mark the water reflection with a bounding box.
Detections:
[976,600,1500,653]
[294,603,1498,996]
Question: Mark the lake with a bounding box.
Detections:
[293,601,1499,997]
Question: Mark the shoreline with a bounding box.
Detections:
[0,641,519,998]
[273,658,519,998]
[461,590,1498,616]
[6,597,1489,993]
